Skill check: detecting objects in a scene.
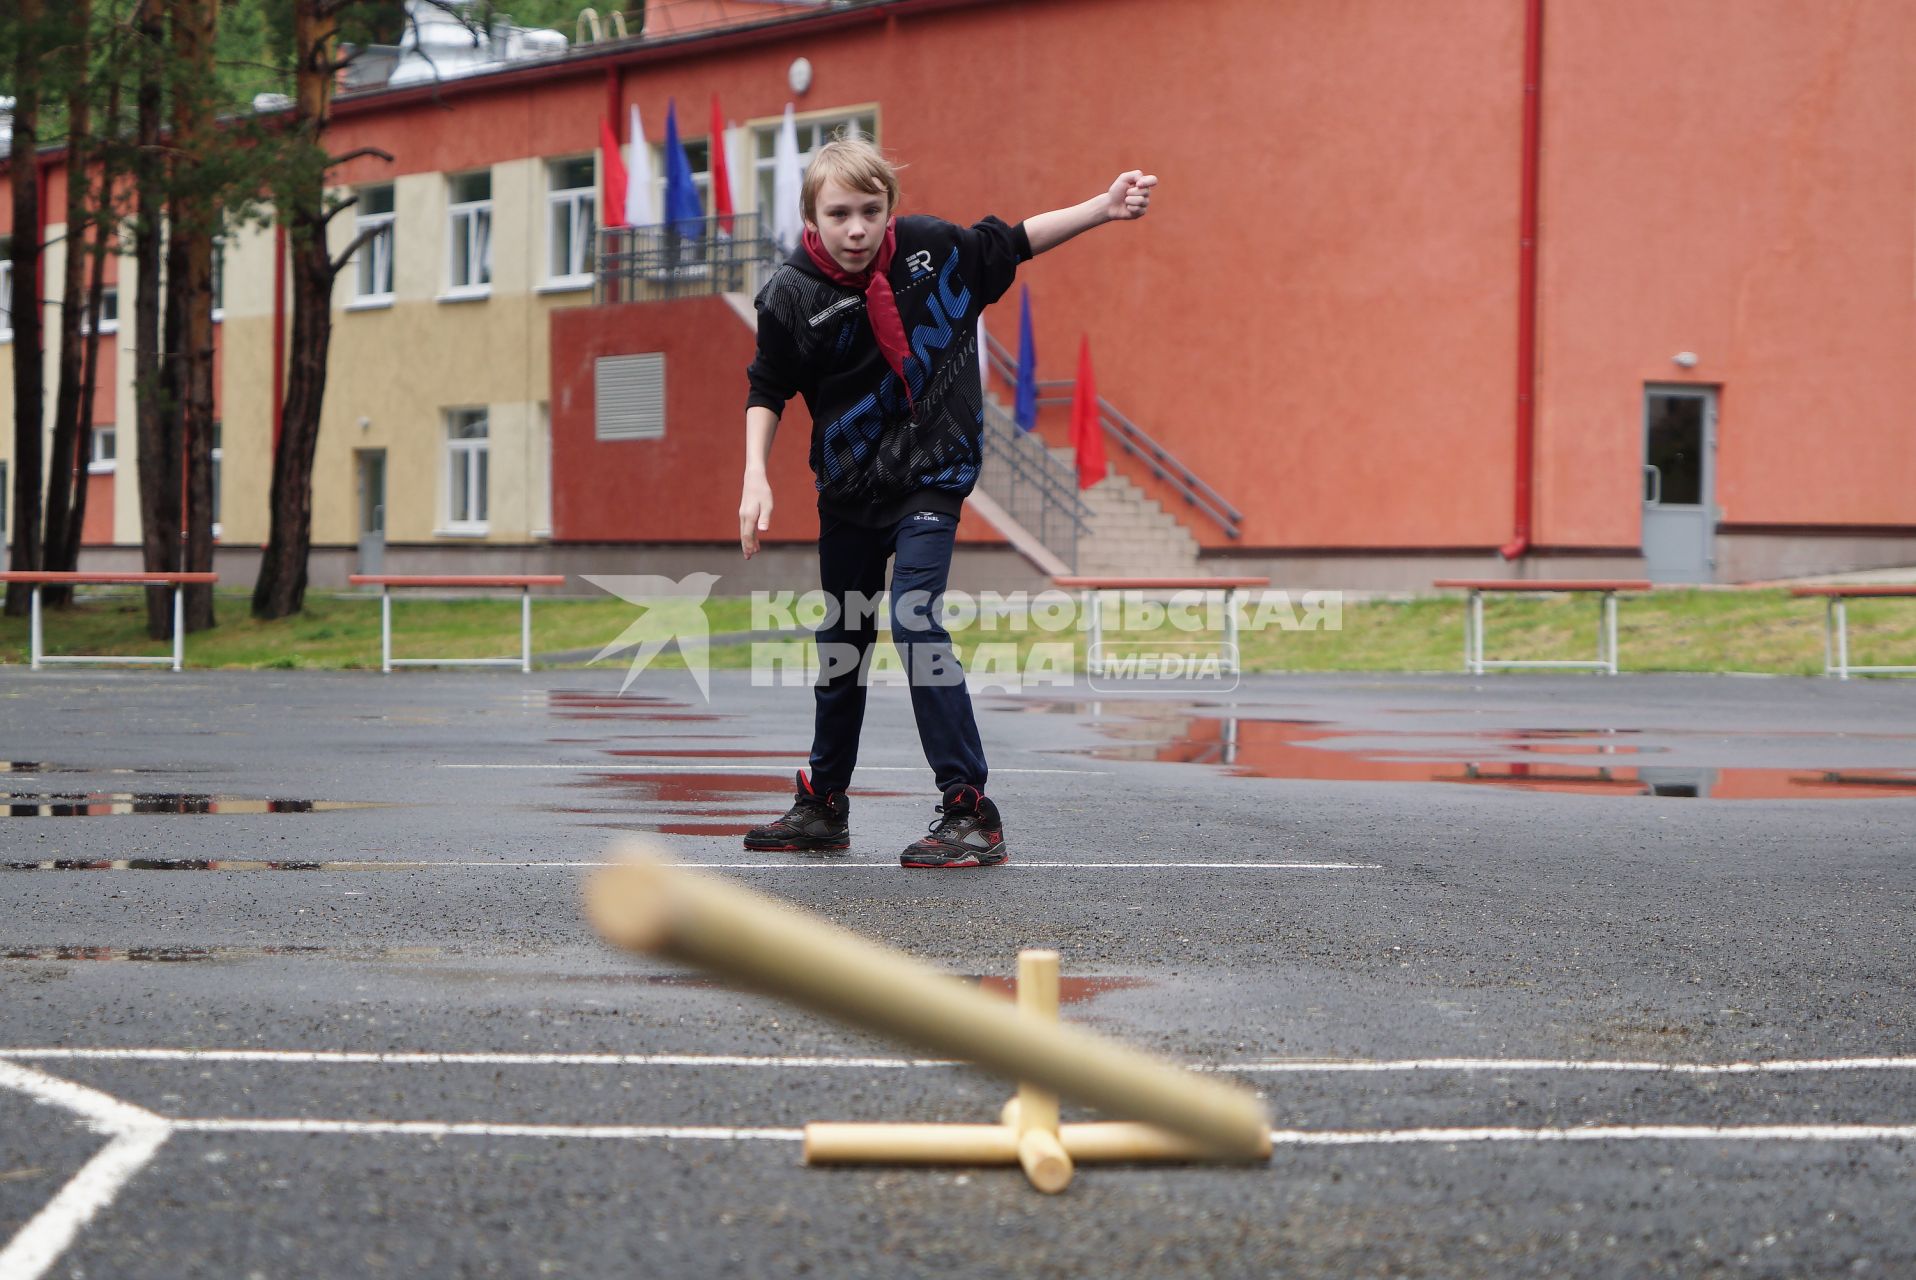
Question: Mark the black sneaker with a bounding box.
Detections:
[744,771,850,852]
[900,784,1008,869]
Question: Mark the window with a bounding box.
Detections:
[88,426,117,475]
[354,183,396,304]
[546,157,596,285]
[754,111,876,215]
[446,170,492,296]
[212,244,224,322]
[81,285,118,335]
[445,408,489,532]
[211,422,223,538]
[1,239,13,342]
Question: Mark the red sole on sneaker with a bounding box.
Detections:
[743,841,850,852]
[899,854,1010,869]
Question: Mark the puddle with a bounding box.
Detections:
[0,793,382,818]
[560,771,910,829]
[1060,713,1916,799]
[0,762,208,775]
[4,945,334,962]
[545,690,725,723]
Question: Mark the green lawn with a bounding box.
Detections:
[0,585,1910,676]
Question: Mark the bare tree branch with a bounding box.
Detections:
[324,145,394,169]
[328,219,386,278]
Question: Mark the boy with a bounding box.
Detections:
[738,139,1155,868]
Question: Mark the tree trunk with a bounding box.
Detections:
[56,71,120,590]
[42,0,92,608]
[132,0,179,639]
[253,0,345,621]
[5,0,47,620]
[168,0,219,633]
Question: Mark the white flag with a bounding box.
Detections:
[772,103,803,254]
[625,104,657,227]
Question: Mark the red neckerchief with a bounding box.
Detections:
[802,220,913,413]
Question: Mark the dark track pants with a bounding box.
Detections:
[807,509,987,797]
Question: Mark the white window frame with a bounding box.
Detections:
[352,184,396,308]
[442,408,490,535]
[1,249,14,343]
[543,157,597,291]
[751,108,878,216]
[80,284,119,336]
[212,244,225,324]
[88,425,117,475]
[444,171,493,300]
[211,421,223,539]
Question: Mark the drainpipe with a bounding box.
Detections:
[1501,0,1543,561]
[271,222,286,449]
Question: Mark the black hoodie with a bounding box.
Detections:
[746,214,1032,528]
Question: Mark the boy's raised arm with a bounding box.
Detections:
[1022,170,1157,256]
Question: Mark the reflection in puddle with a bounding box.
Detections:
[0,793,382,818]
[5,945,333,962]
[1047,708,1916,800]
[564,770,908,835]
[0,762,208,775]
[545,690,724,723]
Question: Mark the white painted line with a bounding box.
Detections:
[1,860,1377,872]
[439,764,1113,775]
[1221,1057,1916,1075]
[8,1049,1916,1075]
[152,1118,1916,1148]
[0,1050,955,1068]
[0,1128,171,1280]
[0,1058,169,1133]
[1267,1124,1916,1146]
[171,1118,805,1142]
[0,1060,172,1280]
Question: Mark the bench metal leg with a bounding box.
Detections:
[1467,590,1485,675]
[1603,591,1619,675]
[381,588,393,674]
[1835,596,1850,681]
[172,586,185,672]
[1224,588,1242,675]
[521,587,533,674]
[1084,590,1102,677]
[29,586,43,671]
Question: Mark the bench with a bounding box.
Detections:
[1433,579,1653,676]
[1051,576,1271,677]
[348,574,568,673]
[0,571,220,671]
[1788,585,1916,679]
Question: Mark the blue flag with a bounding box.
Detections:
[663,100,704,237]
[1014,285,1038,432]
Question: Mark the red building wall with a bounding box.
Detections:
[550,295,1003,545]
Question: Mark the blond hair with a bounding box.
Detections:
[801,137,901,224]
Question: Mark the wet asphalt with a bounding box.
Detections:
[1,666,1913,1278]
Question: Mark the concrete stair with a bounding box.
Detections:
[1045,446,1202,578]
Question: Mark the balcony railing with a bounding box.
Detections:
[596,212,781,304]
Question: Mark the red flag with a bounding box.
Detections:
[600,115,628,229]
[709,94,735,235]
[1071,335,1107,489]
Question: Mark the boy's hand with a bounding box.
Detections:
[1105,171,1157,222]
[739,477,773,558]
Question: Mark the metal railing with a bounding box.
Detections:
[597,212,780,304]
[982,331,1245,540]
[979,397,1089,572]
